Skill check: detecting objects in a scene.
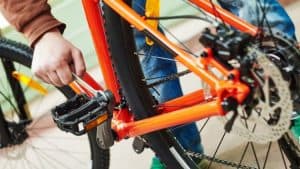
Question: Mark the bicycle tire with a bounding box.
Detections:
[0,38,109,169]
[101,3,196,169]
[102,1,300,169]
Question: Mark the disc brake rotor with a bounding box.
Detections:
[219,47,292,144]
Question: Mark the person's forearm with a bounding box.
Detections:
[0,0,65,46]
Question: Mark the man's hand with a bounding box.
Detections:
[31,29,86,87]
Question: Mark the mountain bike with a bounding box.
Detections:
[1,0,300,169]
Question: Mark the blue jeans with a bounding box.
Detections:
[218,0,296,39]
[132,0,295,155]
[133,0,204,154]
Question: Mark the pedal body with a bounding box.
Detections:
[51,90,115,149]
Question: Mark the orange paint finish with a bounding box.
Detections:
[200,48,230,76]
[189,0,259,36]
[82,0,121,102]
[159,89,217,113]
[85,114,108,131]
[120,100,223,138]
[69,82,83,95]
[198,48,250,103]
[82,72,104,91]
[69,81,93,97]
[112,109,135,140]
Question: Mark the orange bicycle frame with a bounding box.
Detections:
[72,0,259,140]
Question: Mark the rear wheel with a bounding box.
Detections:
[103,1,300,168]
[0,38,109,169]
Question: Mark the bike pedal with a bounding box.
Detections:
[51,90,115,137]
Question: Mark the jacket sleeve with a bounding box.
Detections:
[0,0,65,47]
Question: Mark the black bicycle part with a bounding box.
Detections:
[221,97,239,133]
[1,58,29,120]
[52,90,116,149]
[52,94,96,135]
[96,90,116,149]
[199,25,251,62]
[0,57,30,148]
[132,137,149,154]
[279,133,300,169]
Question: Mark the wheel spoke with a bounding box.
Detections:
[278,143,288,169]
[238,142,250,167]
[250,143,261,169]
[262,142,272,169]
[28,131,88,163]
[199,118,210,133]
[207,131,227,169]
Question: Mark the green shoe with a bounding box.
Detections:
[150,157,211,169]
[198,159,210,169]
[291,116,300,143]
[150,157,166,169]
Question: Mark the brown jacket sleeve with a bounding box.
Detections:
[0,0,65,47]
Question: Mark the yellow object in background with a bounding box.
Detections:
[12,71,48,95]
[145,0,160,46]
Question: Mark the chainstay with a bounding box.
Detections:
[186,151,258,169]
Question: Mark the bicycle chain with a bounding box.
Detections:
[186,151,258,169]
[146,70,191,87]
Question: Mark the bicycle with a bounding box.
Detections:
[1,0,300,169]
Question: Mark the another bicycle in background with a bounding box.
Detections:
[0,38,108,168]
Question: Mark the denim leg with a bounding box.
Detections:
[139,43,204,154]
[217,0,296,39]
[132,0,203,154]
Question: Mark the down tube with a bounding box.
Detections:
[81,0,121,101]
